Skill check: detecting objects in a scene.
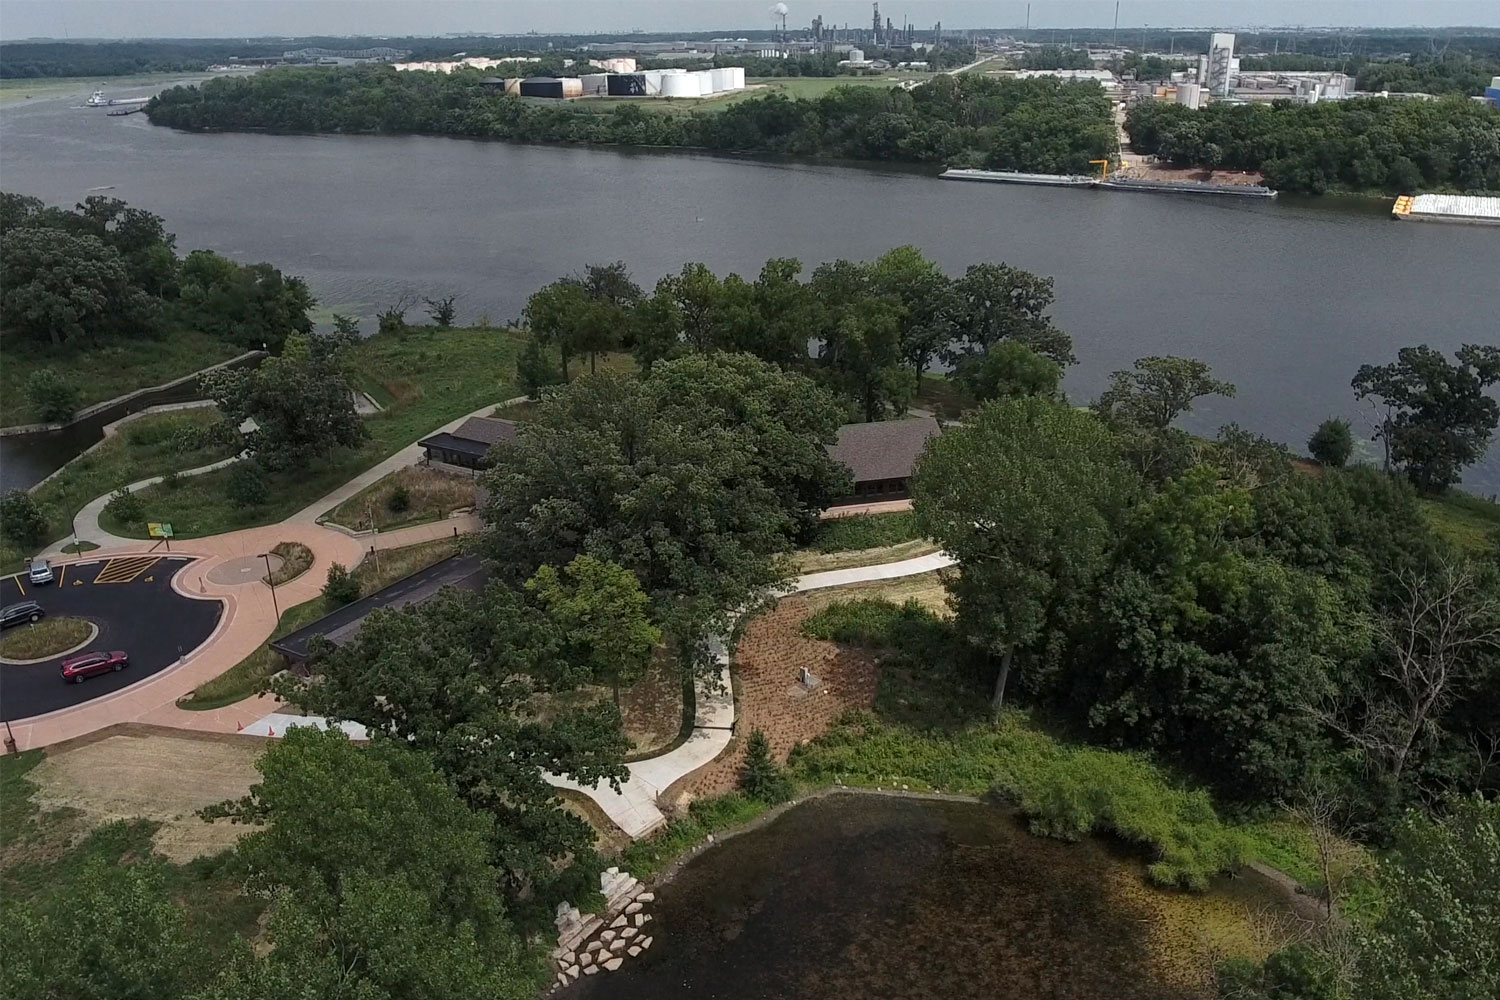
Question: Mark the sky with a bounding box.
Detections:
[4,1,1498,41]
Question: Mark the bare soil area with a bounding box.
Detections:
[30,733,263,862]
[1117,163,1267,186]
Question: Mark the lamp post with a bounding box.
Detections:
[261,552,280,619]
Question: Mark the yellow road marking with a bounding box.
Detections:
[14,578,24,597]
[94,556,160,584]
[56,565,65,587]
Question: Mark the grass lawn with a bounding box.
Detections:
[0,748,263,953]
[324,465,478,531]
[182,537,462,710]
[99,324,525,540]
[0,617,93,660]
[0,330,242,427]
[1421,489,1500,554]
[794,512,938,572]
[0,71,214,105]
[1,407,238,574]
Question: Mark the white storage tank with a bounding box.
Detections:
[642,69,664,94]
[692,69,716,94]
[662,72,700,98]
[728,66,746,90]
[560,77,583,98]
[580,73,610,97]
[710,68,731,93]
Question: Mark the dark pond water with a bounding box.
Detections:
[1,80,1496,488]
[564,795,1288,1000]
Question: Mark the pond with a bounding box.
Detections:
[565,794,1294,1000]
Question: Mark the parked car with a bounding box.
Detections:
[0,601,44,629]
[28,560,54,585]
[60,650,128,683]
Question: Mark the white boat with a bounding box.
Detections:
[83,88,151,108]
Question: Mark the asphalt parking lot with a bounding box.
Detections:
[0,556,222,721]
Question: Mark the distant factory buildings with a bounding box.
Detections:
[494,66,747,101]
[1202,32,1236,98]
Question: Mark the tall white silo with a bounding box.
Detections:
[728,67,746,90]
[661,72,698,98]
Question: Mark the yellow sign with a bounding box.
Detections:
[147,522,174,538]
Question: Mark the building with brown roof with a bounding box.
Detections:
[825,415,942,504]
[418,416,518,470]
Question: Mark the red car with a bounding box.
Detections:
[60,650,129,684]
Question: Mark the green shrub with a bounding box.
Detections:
[322,563,361,606]
[517,334,562,401]
[26,368,78,424]
[618,792,768,881]
[386,484,412,514]
[225,461,267,509]
[740,730,793,804]
[160,470,183,491]
[102,487,144,525]
[812,512,922,553]
[1307,418,1354,468]
[802,597,937,646]
[0,490,49,546]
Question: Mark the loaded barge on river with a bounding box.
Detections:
[940,168,1277,199]
[1391,194,1500,226]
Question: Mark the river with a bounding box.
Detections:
[564,794,1294,999]
[2,80,1497,489]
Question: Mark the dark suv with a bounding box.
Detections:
[0,601,44,629]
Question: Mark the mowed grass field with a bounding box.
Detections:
[560,74,926,116]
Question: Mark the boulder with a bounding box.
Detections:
[636,892,655,903]
[625,901,643,915]
[584,965,599,976]
[580,950,595,965]
[610,914,627,929]
[641,936,654,949]
[628,945,642,957]
[603,957,624,972]
[634,912,646,927]
[585,940,603,954]
[620,926,637,940]
[565,965,580,978]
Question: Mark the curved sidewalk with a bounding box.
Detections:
[7,523,367,751]
[542,550,956,836]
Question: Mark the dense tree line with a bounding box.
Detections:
[518,249,1072,425]
[0,194,312,352]
[1125,96,1500,194]
[146,68,1117,172]
[1237,52,1500,97]
[1020,46,1095,70]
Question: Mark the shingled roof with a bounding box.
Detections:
[825,416,942,484]
[418,417,519,460]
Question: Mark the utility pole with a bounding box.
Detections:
[261,552,280,620]
[1025,3,1030,33]
[1113,1,1119,51]
[366,502,381,577]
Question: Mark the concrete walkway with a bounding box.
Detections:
[533,552,958,836]
[289,396,529,525]
[41,453,247,557]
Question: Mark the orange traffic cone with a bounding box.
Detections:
[268,726,275,737]
[236,721,243,731]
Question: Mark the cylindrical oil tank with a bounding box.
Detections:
[728,67,746,89]
[580,73,610,96]
[560,77,583,98]
[505,77,523,95]
[710,67,732,92]
[661,73,699,98]
[519,77,564,98]
[607,73,648,97]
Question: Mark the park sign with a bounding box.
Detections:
[147,522,174,538]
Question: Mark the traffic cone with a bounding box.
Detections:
[236,721,242,731]
[268,727,275,737]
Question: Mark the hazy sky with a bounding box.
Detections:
[4,1,1498,41]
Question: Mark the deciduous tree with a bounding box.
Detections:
[1352,344,1500,492]
[527,555,661,709]
[912,397,1137,718]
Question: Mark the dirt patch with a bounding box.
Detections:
[30,733,263,863]
[528,651,685,757]
[326,464,478,531]
[1117,163,1267,186]
[668,596,881,806]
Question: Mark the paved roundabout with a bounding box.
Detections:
[0,555,223,722]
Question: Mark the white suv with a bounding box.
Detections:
[27,559,54,585]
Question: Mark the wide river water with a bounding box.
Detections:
[563,794,1293,1000]
[2,79,1497,488]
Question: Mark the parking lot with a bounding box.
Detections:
[0,556,223,721]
